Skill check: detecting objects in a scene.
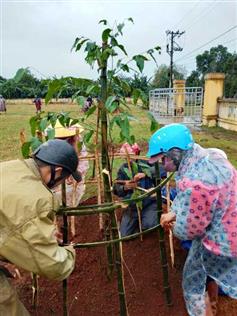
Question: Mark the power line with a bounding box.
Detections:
[184,0,218,31]
[175,25,237,63]
[29,66,48,79]
[176,37,237,65]
[171,0,202,30]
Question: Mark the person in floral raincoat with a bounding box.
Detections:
[147,123,237,316]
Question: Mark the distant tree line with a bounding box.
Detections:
[1,45,236,99]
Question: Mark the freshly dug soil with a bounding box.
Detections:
[13,197,237,316]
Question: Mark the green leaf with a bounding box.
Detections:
[132,88,141,105]
[76,96,86,107]
[29,116,38,136]
[39,117,48,132]
[85,41,97,52]
[110,36,119,47]
[83,130,94,143]
[76,38,89,52]
[133,55,148,73]
[128,17,134,23]
[131,161,138,174]
[86,84,99,95]
[140,90,148,106]
[123,167,132,179]
[71,37,83,51]
[105,96,117,112]
[117,44,127,56]
[46,128,55,140]
[85,105,97,117]
[137,162,152,178]
[101,47,113,61]
[130,135,135,144]
[99,19,107,25]
[30,137,42,151]
[21,142,31,158]
[121,64,130,72]
[13,68,28,83]
[57,113,68,127]
[154,45,161,51]
[102,28,112,42]
[107,69,116,80]
[117,23,125,35]
[70,119,79,126]
[45,79,63,104]
[147,112,159,132]
[120,116,130,139]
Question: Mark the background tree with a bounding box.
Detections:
[152,64,186,88]
[187,45,237,97]
[185,70,202,87]
[196,45,232,74]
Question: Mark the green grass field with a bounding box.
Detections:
[0,101,237,168]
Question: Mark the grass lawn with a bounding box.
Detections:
[1,101,237,168]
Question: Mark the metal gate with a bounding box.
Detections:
[149,87,203,125]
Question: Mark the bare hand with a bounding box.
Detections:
[133,173,145,182]
[124,180,137,190]
[66,176,74,185]
[160,212,176,231]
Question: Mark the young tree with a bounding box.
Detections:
[22,19,174,315]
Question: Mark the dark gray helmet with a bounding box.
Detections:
[33,139,81,182]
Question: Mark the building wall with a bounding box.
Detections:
[217,98,237,132]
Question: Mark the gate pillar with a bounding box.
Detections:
[202,73,225,127]
[173,80,185,116]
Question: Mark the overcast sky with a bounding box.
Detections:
[1,0,237,81]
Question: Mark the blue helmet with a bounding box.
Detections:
[147,123,194,157]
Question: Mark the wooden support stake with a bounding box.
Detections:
[62,181,68,316]
[155,162,173,306]
[166,175,175,267]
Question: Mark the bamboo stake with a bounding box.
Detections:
[62,181,68,316]
[166,175,175,268]
[73,224,160,248]
[57,174,174,215]
[95,106,104,231]
[154,162,173,306]
[77,153,149,161]
[100,42,114,279]
[124,148,142,241]
[136,205,143,241]
[70,180,77,238]
[105,173,128,316]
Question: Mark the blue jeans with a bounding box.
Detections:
[120,202,157,237]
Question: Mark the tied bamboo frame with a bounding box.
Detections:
[57,172,174,315]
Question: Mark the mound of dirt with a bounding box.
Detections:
[13,197,237,315]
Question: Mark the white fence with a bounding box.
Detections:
[149,87,203,125]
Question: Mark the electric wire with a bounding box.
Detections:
[175,25,237,63]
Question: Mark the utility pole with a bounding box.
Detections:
[166,30,185,88]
